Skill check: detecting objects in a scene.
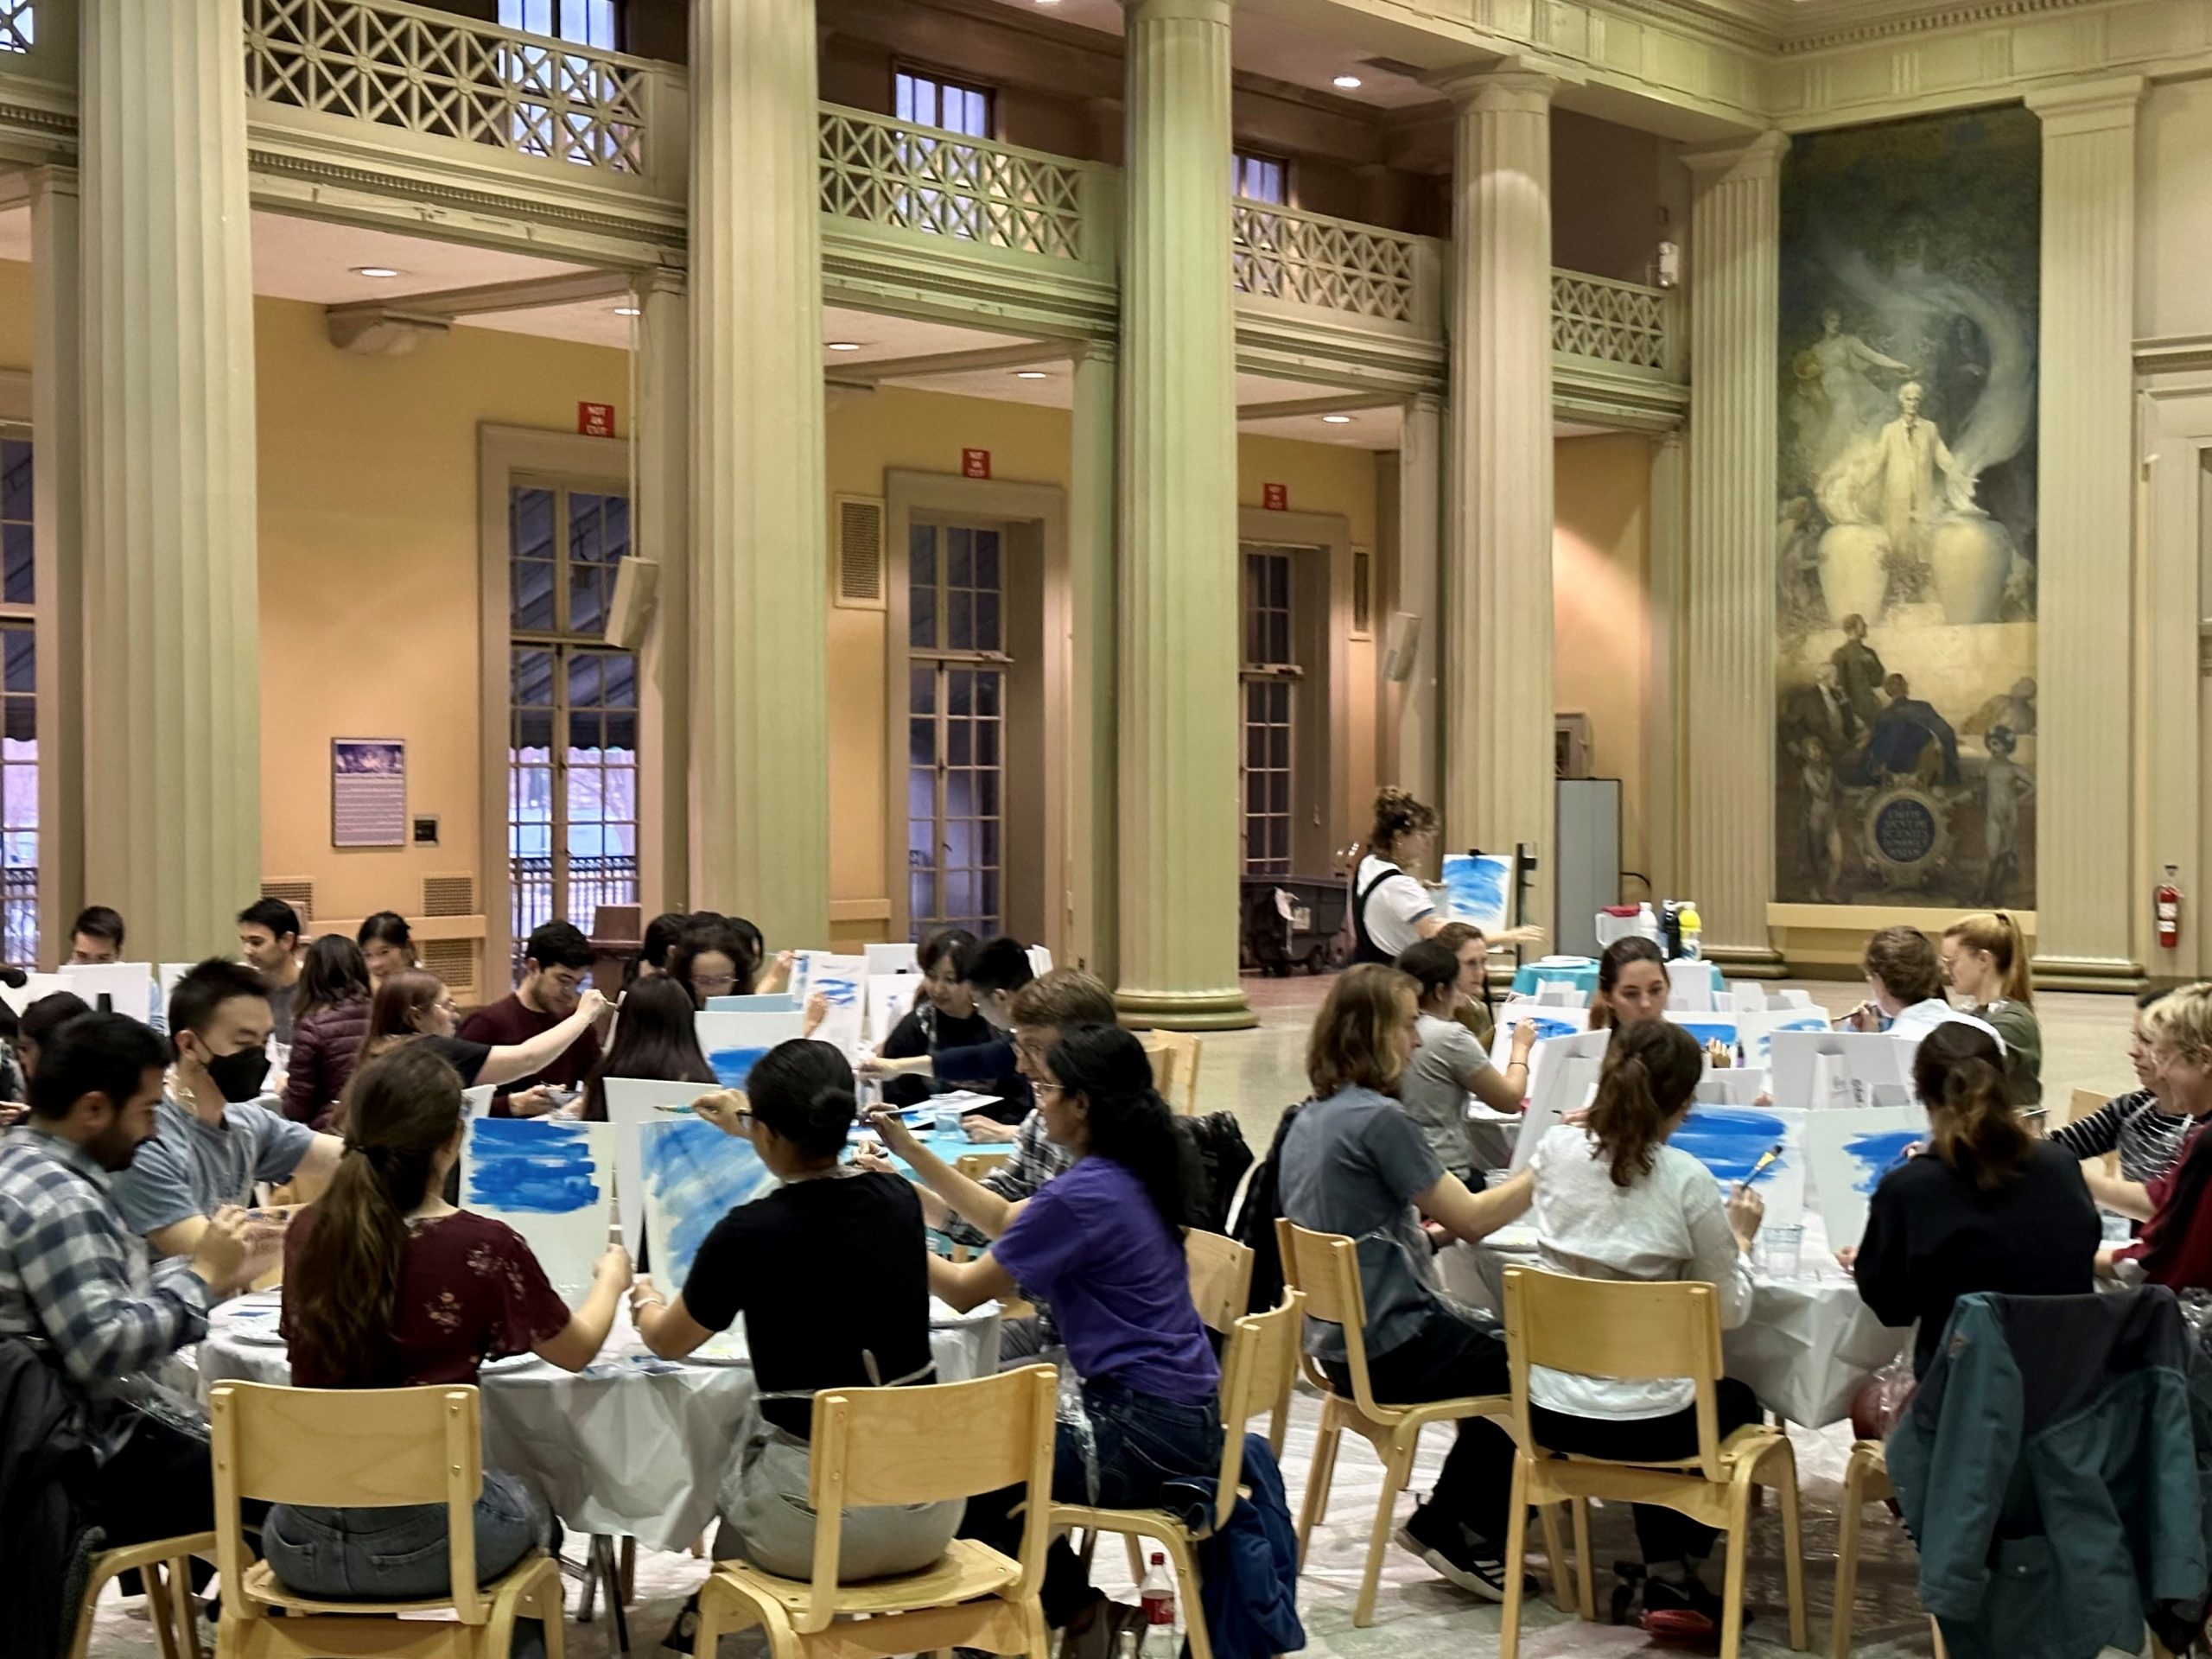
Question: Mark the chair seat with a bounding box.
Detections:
[241,1553,548,1619]
[710,1538,1020,1616]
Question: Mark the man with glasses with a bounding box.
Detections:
[458,919,603,1116]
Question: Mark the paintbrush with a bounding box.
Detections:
[1735,1141,1785,1193]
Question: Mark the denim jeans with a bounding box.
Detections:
[964,1376,1224,1626]
[262,1470,556,1658]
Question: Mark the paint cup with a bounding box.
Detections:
[2102,1211,2136,1247]
[935,1103,963,1137]
[1758,1224,1804,1278]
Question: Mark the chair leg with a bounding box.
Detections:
[1535,1502,1573,1616]
[1719,1473,1758,1659]
[1353,1439,1411,1628]
[1294,1413,1342,1570]
[539,1560,569,1659]
[1024,1597,1053,1659]
[144,1563,182,1659]
[175,1556,206,1659]
[1831,1456,1869,1659]
[1124,1533,1147,1588]
[1500,1457,1532,1659]
[1162,1530,1212,1659]
[1572,1497,1596,1621]
[1771,1449,1808,1652]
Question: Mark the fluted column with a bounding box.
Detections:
[1442,67,1556,933]
[1394,392,1443,805]
[1681,131,1787,974]
[2026,78,2145,988]
[1115,0,1251,1029]
[1644,429,1687,898]
[633,270,690,923]
[689,0,830,947]
[79,0,260,961]
[1068,342,1119,984]
[30,168,82,972]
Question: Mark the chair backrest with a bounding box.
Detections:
[1501,1267,1729,1482]
[2066,1086,2115,1165]
[1206,1292,1305,1531]
[210,1382,493,1622]
[1157,1031,1203,1114]
[803,1364,1058,1630]
[1185,1229,1255,1334]
[1274,1217,1389,1414]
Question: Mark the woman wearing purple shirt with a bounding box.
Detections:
[874,1024,1220,1652]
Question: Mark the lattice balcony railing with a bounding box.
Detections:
[0,0,32,54]
[818,105,1095,264]
[1232,202,1421,325]
[1551,270,1673,372]
[245,0,652,175]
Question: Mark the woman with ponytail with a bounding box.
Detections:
[633,1040,957,1599]
[1351,786,1446,963]
[1853,1020,2095,1376]
[871,1024,1221,1643]
[1524,1020,1765,1639]
[267,1046,629,1643]
[1941,911,2044,1109]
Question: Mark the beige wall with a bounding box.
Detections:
[2138,76,2212,340]
[1554,432,1654,882]
[1552,111,1687,286]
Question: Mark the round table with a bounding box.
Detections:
[198,1296,1003,1551]
[1510,958,1727,999]
[1442,1215,1904,1429]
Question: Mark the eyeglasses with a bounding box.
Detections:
[695,975,739,993]
[1033,1081,1066,1099]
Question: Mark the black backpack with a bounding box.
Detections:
[1233,1102,1306,1313]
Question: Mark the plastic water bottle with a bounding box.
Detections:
[1679,901,1703,960]
[1139,1551,1179,1644]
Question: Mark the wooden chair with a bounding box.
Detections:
[70,1532,213,1659]
[1830,1440,1893,1659]
[1275,1218,1576,1627]
[1140,1031,1204,1116]
[209,1381,569,1659]
[691,1365,1058,1659]
[1185,1228,1255,1336]
[1497,1266,1808,1659]
[2066,1086,2117,1173]
[1054,1294,1306,1659]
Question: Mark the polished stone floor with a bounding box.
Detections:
[91,974,2145,1658]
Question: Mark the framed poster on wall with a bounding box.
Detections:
[332,738,407,849]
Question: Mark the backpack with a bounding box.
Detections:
[1183,1111,1255,1236]
[1232,1102,1307,1314]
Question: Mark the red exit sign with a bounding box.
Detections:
[962,448,992,480]
[1262,482,1288,511]
[578,402,616,438]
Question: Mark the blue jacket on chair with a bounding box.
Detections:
[1885,1287,2206,1659]
[1159,1434,1306,1659]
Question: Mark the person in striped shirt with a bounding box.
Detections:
[2050,988,2196,1188]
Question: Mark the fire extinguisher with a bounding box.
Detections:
[2157,865,2183,951]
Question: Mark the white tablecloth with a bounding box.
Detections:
[1443,1215,1905,1429]
[197,1297,1002,1551]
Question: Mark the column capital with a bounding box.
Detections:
[1432,59,1569,111]
[1069,337,1118,368]
[2024,74,2147,133]
[1406,390,1443,418]
[1120,0,1230,24]
[631,265,686,300]
[1682,127,1788,182]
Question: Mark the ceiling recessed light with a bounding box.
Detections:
[352,265,403,279]
[1014,370,1050,380]
[613,304,641,316]
[826,341,863,353]
[1333,74,1363,89]
[1321,413,1354,424]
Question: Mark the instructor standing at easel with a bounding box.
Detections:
[1349,788,1447,964]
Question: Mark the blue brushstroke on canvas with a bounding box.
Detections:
[465,1117,602,1214]
[1745,1013,1829,1070]
[1513,1016,1580,1045]
[1672,1106,1791,1185]
[1675,1020,1739,1052]
[1440,854,1512,931]
[640,1117,775,1289]
[1842,1129,1922,1196]
[814,974,860,1007]
[709,1046,771,1088]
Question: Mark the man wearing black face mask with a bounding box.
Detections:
[113,959,344,1270]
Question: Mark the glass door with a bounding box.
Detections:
[1240,547,1300,876]
[906,521,1008,939]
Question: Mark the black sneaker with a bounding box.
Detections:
[1641,1573,1725,1645]
[1393,1506,1517,1602]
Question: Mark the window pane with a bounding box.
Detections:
[2,524,29,608]
[0,441,29,607]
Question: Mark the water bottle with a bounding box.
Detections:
[1139,1551,1179,1643]
[1114,1631,1142,1659]
[1679,901,1703,961]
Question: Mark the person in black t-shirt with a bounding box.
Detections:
[863,937,1034,1134]
[633,1040,958,1582]
[876,926,988,1108]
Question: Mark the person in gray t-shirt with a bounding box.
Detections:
[1394,941,1535,1179]
[1275,964,1535,1601]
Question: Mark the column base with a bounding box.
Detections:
[1116,985,1259,1032]
[2031,954,2149,994]
[1700,943,1788,981]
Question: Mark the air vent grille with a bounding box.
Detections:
[833,493,887,610]
[423,874,476,918]
[260,880,314,924]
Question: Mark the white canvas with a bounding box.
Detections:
[868,974,924,1046]
[1508,1028,1612,1173]
[465,1084,496,1118]
[1806,1104,1928,1249]
[1666,958,1715,1012]
[0,972,67,1016]
[1487,1002,1591,1073]
[1737,1009,1836,1073]
[460,1116,616,1306]
[1695,1069,1766,1105]
[792,951,867,1054]
[865,943,919,976]
[1664,1010,1741,1065]
[1770,1030,1915,1110]
[695,1007,807,1090]
[605,1077,721,1257]
[1672,1104,1807,1229]
[59,962,157,1025]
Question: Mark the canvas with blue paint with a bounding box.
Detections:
[1488,1004,1589,1074]
[1806,1104,1926,1248]
[793,951,868,1053]
[638,1116,777,1297]
[1670,1104,1807,1228]
[1667,1014,1741,1061]
[1440,854,1515,933]
[696,1007,806,1090]
[461,1116,615,1305]
[1738,1010,1834,1073]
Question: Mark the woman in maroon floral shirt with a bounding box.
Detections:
[268,1045,629,1651]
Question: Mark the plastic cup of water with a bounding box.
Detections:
[1758,1224,1805,1278]
[935,1103,963,1137]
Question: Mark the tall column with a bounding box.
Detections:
[1442,67,1556,932]
[1681,131,1787,975]
[29,168,82,973]
[2026,78,2145,988]
[1643,429,1687,899]
[1394,392,1443,804]
[1115,0,1251,1029]
[689,0,830,948]
[632,270,690,924]
[1067,342,1119,984]
[79,0,261,962]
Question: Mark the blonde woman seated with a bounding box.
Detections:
[1940,911,2043,1110]
[1524,1019,1764,1641]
